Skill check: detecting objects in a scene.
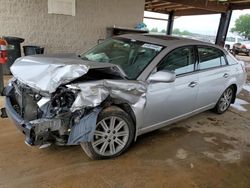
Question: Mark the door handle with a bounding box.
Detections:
[223,73,229,78]
[188,81,198,88]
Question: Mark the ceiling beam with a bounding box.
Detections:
[230,2,250,10]
[145,0,161,5]
[157,0,228,13]
[148,2,178,8]
[145,2,173,10]
[174,8,220,16]
[145,8,215,16]
[153,4,185,10]
[145,1,171,7]
[230,0,250,3]
[145,0,250,16]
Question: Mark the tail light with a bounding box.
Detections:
[241,44,246,49]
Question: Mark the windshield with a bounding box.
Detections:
[81,38,163,79]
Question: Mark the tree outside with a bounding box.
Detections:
[231,14,250,39]
[173,28,192,36]
[150,27,193,35]
[150,28,166,33]
[150,27,158,33]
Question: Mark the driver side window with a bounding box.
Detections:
[157,46,196,75]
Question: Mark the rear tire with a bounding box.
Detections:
[81,106,135,160]
[212,86,234,114]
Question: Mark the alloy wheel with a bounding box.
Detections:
[91,116,129,156]
[219,88,233,112]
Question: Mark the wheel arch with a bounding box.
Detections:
[230,84,237,104]
[102,99,138,140]
[115,103,137,126]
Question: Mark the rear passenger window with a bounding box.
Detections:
[227,53,238,65]
[157,46,195,75]
[198,47,227,70]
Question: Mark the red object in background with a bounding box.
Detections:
[241,44,246,49]
[0,38,8,64]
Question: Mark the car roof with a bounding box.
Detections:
[117,34,222,50]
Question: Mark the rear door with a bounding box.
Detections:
[195,46,231,109]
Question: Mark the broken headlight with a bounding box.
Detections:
[51,87,76,110]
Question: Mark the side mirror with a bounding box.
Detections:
[148,70,176,83]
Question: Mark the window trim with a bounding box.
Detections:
[155,45,198,77]
[196,45,229,72]
[147,45,231,81]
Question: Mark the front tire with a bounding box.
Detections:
[213,86,234,114]
[81,106,135,160]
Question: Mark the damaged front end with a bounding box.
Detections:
[4,77,147,148]
[4,79,102,146]
[3,54,147,148]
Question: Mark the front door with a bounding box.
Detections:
[142,46,199,131]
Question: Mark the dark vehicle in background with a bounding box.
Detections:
[233,41,250,56]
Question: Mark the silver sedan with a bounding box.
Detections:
[4,34,247,160]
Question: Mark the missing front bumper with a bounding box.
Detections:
[4,82,104,147]
[5,93,102,147]
[5,96,35,145]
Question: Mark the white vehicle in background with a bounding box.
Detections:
[225,35,244,51]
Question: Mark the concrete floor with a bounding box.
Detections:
[0,56,250,188]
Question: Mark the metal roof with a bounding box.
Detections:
[145,0,250,16]
[118,34,215,47]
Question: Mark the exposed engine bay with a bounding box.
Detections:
[6,79,87,146]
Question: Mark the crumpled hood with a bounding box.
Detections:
[10,54,125,93]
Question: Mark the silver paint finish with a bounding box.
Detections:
[92,116,129,156]
[69,80,147,112]
[142,72,199,130]
[10,54,125,93]
[8,34,247,141]
[148,70,176,83]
